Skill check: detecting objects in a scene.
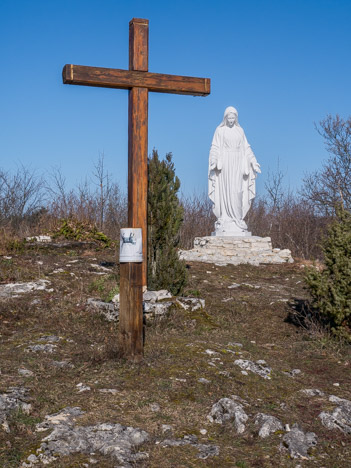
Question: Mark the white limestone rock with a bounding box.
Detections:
[143,289,172,302]
[26,235,52,243]
[234,359,272,379]
[207,397,248,433]
[160,434,219,459]
[281,424,317,459]
[0,387,32,433]
[0,279,52,298]
[26,344,57,353]
[254,413,283,438]
[27,406,150,467]
[318,395,351,434]
[176,297,205,311]
[299,389,325,397]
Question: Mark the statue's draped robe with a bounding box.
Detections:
[208,125,258,231]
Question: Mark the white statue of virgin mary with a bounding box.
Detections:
[208,106,261,236]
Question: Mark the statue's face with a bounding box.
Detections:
[226,113,236,127]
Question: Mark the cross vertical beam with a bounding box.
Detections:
[128,18,148,288]
[119,19,148,361]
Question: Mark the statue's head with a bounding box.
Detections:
[223,106,238,127]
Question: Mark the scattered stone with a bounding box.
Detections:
[143,289,172,302]
[176,297,205,311]
[89,292,202,321]
[18,368,34,377]
[86,298,119,322]
[283,368,302,378]
[222,297,234,302]
[333,382,340,387]
[26,454,39,464]
[36,407,83,432]
[161,424,173,434]
[111,293,119,303]
[241,283,261,289]
[51,360,74,369]
[205,349,218,356]
[144,301,173,317]
[254,413,283,438]
[76,383,91,393]
[281,424,317,459]
[170,377,186,382]
[234,359,272,379]
[329,395,351,405]
[0,387,31,433]
[26,235,52,243]
[228,342,243,348]
[299,389,325,397]
[197,444,220,460]
[90,263,113,272]
[27,407,149,467]
[318,395,351,434]
[160,434,219,459]
[51,268,65,274]
[26,344,57,353]
[0,279,52,298]
[207,397,248,433]
[98,388,118,395]
[228,283,240,289]
[38,335,61,343]
[198,378,210,384]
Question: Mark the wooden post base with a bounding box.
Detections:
[118,262,143,362]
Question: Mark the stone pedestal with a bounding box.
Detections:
[179,236,293,266]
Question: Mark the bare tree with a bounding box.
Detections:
[0,165,44,229]
[264,158,286,213]
[179,191,215,249]
[301,114,351,214]
[93,152,111,230]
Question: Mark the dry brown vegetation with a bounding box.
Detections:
[0,241,350,467]
[0,153,332,262]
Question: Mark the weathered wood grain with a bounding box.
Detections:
[118,262,143,361]
[62,65,210,96]
[128,17,149,289]
[129,18,148,72]
[128,86,148,287]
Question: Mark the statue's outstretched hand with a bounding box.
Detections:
[252,162,261,173]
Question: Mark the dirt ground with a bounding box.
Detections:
[0,242,350,467]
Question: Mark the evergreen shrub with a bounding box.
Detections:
[305,207,351,340]
[148,149,187,295]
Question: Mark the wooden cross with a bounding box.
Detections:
[62,18,210,360]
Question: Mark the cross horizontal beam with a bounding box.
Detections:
[62,64,210,96]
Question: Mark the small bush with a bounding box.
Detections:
[52,218,112,247]
[305,207,351,340]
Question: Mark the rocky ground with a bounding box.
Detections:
[0,241,350,467]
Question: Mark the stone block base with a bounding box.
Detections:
[179,236,293,266]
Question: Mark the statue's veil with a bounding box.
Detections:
[217,106,241,129]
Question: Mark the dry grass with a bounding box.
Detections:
[0,244,350,467]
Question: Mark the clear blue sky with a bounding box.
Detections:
[1,0,350,197]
